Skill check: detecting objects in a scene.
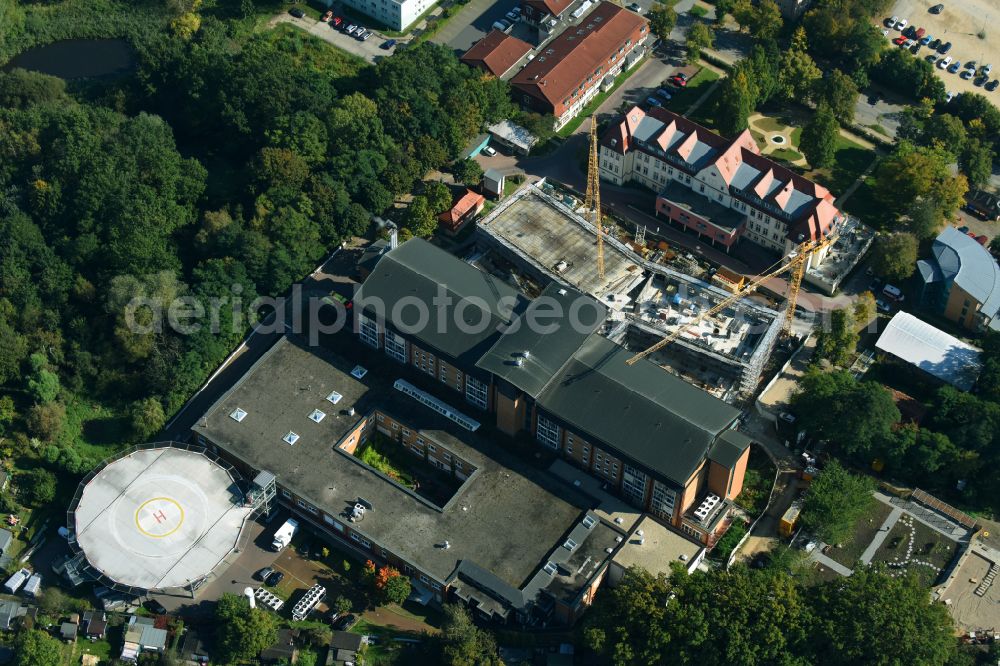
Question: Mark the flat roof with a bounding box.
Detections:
[612,515,702,576]
[538,335,740,487]
[193,336,594,588]
[477,183,644,299]
[876,312,982,391]
[72,447,252,592]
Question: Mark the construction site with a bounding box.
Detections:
[474,178,784,401]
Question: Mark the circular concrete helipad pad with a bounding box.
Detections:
[73,447,252,592]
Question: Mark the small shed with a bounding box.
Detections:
[483,168,505,199]
[328,631,364,665]
[488,120,538,155]
[81,611,107,640]
[21,573,41,598]
[0,528,13,555]
[60,621,78,643]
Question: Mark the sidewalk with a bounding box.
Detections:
[859,504,903,565]
[810,550,854,577]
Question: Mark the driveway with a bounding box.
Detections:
[270,14,397,63]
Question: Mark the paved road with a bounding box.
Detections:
[269,14,393,63]
[852,84,907,140]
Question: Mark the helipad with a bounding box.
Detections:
[72,446,252,592]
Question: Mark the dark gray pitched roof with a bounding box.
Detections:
[538,335,739,486]
[354,238,527,366]
[708,429,751,470]
[476,283,607,397]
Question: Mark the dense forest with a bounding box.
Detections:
[0,2,511,488]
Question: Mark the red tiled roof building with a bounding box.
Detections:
[599,105,843,260]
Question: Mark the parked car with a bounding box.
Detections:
[322,10,333,21]
[902,25,916,38]
[903,39,916,49]
[676,72,689,81]
[930,4,944,14]
[895,17,908,30]
[265,570,284,587]
[881,28,890,37]
[914,27,926,39]
[492,20,508,30]
[646,96,662,107]
[987,79,1000,91]
[948,60,962,73]
[929,38,940,49]
[887,15,898,28]
[938,55,952,69]
[626,2,641,11]
[982,64,993,77]
[946,90,956,102]
[925,54,938,63]
[254,567,275,581]
[668,75,687,87]
[345,24,357,34]
[355,29,368,40]
[975,75,988,86]
[506,9,519,20]
[381,38,397,49]
[939,41,952,54]
[893,35,907,46]
[331,16,343,26]
[961,69,974,80]
[482,145,497,156]
[920,34,932,45]
[289,7,305,18]
[655,88,673,100]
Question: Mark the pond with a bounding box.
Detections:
[4,39,135,79]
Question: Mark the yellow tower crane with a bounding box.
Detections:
[585,116,605,280]
[625,235,834,366]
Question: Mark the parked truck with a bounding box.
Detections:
[271,518,298,552]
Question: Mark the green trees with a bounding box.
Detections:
[215,593,279,665]
[716,66,758,137]
[959,138,995,189]
[873,142,968,220]
[815,69,859,124]
[13,629,61,666]
[685,23,714,64]
[17,469,57,507]
[129,398,166,442]
[732,0,783,42]
[800,460,875,544]
[27,353,60,405]
[584,561,958,665]
[791,369,899,460]
[777,28,822,104]
[436,604,502,666]
[452,159,484,186]
[800,103,839,169]
[383,573,411,605]
[814,308,859,366]
[810,567,958,666]
[647,4,678,42]
[872,232,918,282]
[872,48,946,102]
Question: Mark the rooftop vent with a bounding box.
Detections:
[309,409,326,423]
[515,358,524,367]
[558,288,567,295]
[230,407,248,423]
[326,391,343,405]
[283,431,300,446]
[582,514,597,529]
[563,538,578,551]
[351,366,368,379]
[543,562,557,576]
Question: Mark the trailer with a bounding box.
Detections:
[271,518,299,552]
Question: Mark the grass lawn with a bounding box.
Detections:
[769,147,804,164]
[351,618,426,663]
[557,58,649,137]
[354,434,462,506]
[840,177,889,228]
[685,82,724,128]
[824,135,877,194]
[754,115,789,133]
[872,516,959,586]
[824,500,894,568]
[663,65,722,115]
[264,23,367,76]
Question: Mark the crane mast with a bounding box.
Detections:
[585,117,605,280]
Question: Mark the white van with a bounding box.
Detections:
[882,284,904,302]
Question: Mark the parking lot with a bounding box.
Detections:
[884,0,1000,99]
[272,13,398,63]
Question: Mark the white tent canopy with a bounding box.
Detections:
[875,312,982,391]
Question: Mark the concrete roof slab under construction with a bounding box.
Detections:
[72,446,252,593]
[477,182,645,300]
